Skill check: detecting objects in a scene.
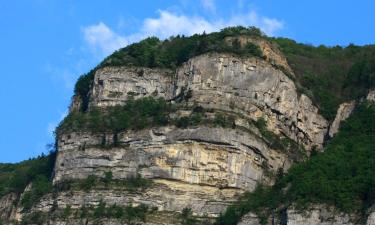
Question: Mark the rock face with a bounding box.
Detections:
[1,40,336,224]
[44,49,328,223]
[367,210,375,225]
[238,205,362,225]
[87,53,328,150]
[367,89,375,101]
[52,126,291,217]
[0,193,19,222]
[224,36,294,75]
[174,53,327,149]
[89,67,174,108]
[328,101,356,137]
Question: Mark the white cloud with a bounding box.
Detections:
[82,22,128,56]
[142,10,217,39]
[261,18,284,35]
[47,110,68,137]
[141,10,283,38]
[201,0,216,12]
[82,10,283,57]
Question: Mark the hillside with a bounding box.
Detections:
[1,26,375,225]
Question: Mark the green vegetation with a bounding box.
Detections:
[272,38,375,120]
[57,97,236,135]
[215,102,375,225]
[90,201,150,223]
[254,118,306,161]
[72,26,375,120]
[101,26,263,69]
[56,97,172,135]
[213,112,236,128]
[55,174,153,192]
[74,69,96,112]
[19,203,152,225]
[180,208,198,225]
[0,150,56,200]
[21,175,53,210]
[20,211,47,225]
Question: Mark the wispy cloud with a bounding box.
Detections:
[201,0,216,12]
[82,22,128,56]
[82,9,284,57]
[142,10,218,38]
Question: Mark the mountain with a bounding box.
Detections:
[1,26,375,225]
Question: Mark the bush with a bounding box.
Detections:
[57,97,172,135]
[254,118,305,160]
[72,174,152,192]
[214,113,235,128]
[181,207,198,225]
[80,175,97,191]
[103,171,113,186]
[74,70,95,112]
[88,202,149,222]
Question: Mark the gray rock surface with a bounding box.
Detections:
[174,53,327,149]
[367,89,375,101]
[85,53,328,150]
[52,126,291,217]
[0,193,19,222]
[6,41,357,224]
[90,67,174,108]
[238,205,360,225]
[368,210,375,225]
[328,101,356,137]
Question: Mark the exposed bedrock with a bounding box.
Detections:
[87,53,328,150]
[238,205,375,225]
[52,126,291,216]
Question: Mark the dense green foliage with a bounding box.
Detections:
[0,151,56,199]
[20,203,152,225]
[75,174,153,192]
[89,201,150,223]
[74,69,95,112]
[53,173,152,195]
[101,26,264,69]
[273,38,375,120]
[180,208,198,225]
[215,102,375,225]
[56,97,172,135]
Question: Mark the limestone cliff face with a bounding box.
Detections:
[2,41,340,225]
[52,126,291,217]
[87,53,328,150]
[0,193,19,221]
[328,101,356,137]
[238,205,375,225]
[174,53,327,149]
[367,89,375,101]
[89,67,174,108]
[44,49,329,223]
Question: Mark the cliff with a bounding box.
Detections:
[1,27,375,225]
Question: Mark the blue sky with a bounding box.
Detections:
[1,0,374,162]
